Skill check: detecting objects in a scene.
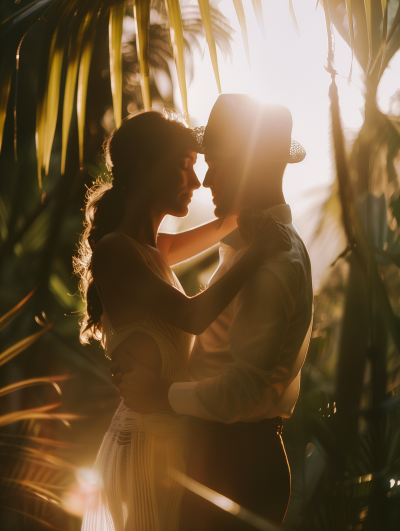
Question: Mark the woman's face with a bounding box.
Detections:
[156,148,200,217]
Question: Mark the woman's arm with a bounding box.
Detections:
[157,216,237,266]
[93,218,290,336]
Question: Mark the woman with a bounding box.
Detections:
[77,110,289,531]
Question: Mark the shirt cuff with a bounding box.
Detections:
[168,381,204,417]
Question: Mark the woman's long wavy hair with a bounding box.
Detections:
[74,110,195,345]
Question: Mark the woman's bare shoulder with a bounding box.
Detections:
[93,232,146,275]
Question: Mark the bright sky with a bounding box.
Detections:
[164,0,400,286]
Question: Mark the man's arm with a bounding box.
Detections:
[168,258,306,423]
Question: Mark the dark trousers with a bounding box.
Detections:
[178,418,290,531]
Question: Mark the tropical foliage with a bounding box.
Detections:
[1,0,400,530]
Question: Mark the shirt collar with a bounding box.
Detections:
[220,204,292,252]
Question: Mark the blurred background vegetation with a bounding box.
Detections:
[1,0,400,530]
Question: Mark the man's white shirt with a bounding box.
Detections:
[168,204,313,423]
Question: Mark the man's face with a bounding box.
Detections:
[203,154,242,218]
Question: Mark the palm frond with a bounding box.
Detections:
[0,323,52,368]
[109,0,126,128]
[197,0,221,92]
[135,0,151,108]
[165,0,189,120]
[232,0,250,65]
[0,287,37,332]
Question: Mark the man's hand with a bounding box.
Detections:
[118,361,173,413]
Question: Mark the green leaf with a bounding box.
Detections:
[43,31,65,176]
[165,0,189,120]
[198,0,221,93]
[251,0,266,38]
[135,0,151,109]
[109,0,126,128]
[0,54,13,157]
[61,36,83,175]
[77,10,98,169]
[345,0,355,81]
[232,0,250,65]
[289,0,300,37]
[0,324,52,368]
[0,287,37,333]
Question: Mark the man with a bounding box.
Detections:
[113,94,313,529]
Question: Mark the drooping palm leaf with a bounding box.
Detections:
[109,0,126,128]
[0,323,52,368]
[61,33,83,175]
[0,375,71,398]
[197,0,222,92]
[77,8,98,169]
[165,0,189,119]
[135,0,151,109]
[251,0,266,39]
[0,54,14,157]
[363,0,372,72]
[0,286,37,332]
[232,0,250,65]
[345,0,355,81]
[289,0,300,37]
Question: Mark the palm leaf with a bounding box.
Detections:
[43,31,65,176]
[0,323,52,368]
[345,0,355,81]
[363,0,372,72]
[61,35,83,175]
[77,10,98,169]
[381,0,387,17]
[165,0,189,120]
[289,0,300,37]
[0,53,13,157]
[0,375,71,398]
[135,0,151,109]
[198,0,221,92]
[232,0,250,65]
[0,287,37,332]
[251,0,266,38]
[109,0,126,128]
[4,478,63,504]
[0,407,79,428]
[387,0,400,44]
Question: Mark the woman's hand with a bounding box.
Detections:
[238,208,291,259]
[112,353,173,413]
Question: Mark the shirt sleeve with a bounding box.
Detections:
[168,256,304,423]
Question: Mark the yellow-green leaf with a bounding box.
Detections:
[109,0,125,128]
[77,14,97,169]
[165,0,189,121]
[251,0,266,38]
[0,375,70,398]
[197,0,222,93]
[61,36,83,175]
[345,0,355,81]
[364,0,372,71]
[232,0,250,65]
[0,287,37,333]
[0,55,13,157]
[43,38,64,176]
[0,324,52,368]
[135,0,151,109]
[289,0,300,37]
[35,97,45,188]
[381,0,387,17]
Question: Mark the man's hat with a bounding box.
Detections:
[191,94,305,163]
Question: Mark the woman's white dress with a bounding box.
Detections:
[82,237,194,531]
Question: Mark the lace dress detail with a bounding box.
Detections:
[82,236,194,531]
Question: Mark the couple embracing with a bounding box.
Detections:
[78,94,313,531]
